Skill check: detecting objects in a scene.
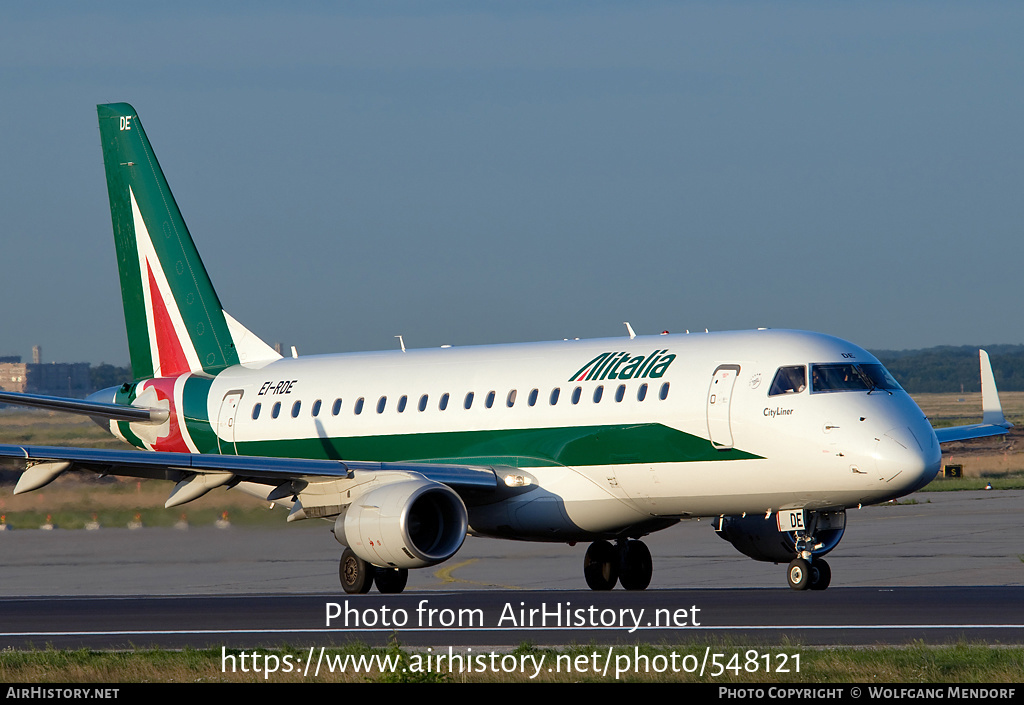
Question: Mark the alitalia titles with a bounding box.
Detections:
[569,349,676,382]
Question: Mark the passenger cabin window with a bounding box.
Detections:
[252,403,261,420]
[464,392,474,410]
[377,396,387,413]
[571,386,582,404]
[311,399,321,417]
[659,383,670,400]
[593,385,603,403]
[549,388,560,405]
[398,395,408,413]
[291,401,301,418]
[637,383,648,401]
[811,363,902,393]
[419,394,429,412]
[485,391,496,408]
[507,390,517,408]
[769,366,806,396]
[354,397,364,415]
[332,398,342,416]
[615,384,625,402]
[272,401,281,418]
[528,389,538,406]
[439,393,449,411]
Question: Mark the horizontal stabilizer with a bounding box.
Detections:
[0,390,167,424]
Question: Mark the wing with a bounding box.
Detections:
[932,349,1013,444]
[0,386,502,519]
[0,407,508,570]
[0,441,499,508]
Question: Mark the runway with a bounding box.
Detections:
[1,587,1021,649]
[0,490,1021,648]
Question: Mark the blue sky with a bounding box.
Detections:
[2,2,1023,365]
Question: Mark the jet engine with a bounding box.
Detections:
[713,510,846,563]
[333,479,468,569]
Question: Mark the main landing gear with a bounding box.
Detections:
[583,539,653,590]
[339,548,410,594]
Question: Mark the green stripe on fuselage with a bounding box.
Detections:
[182,376,217,453]
[235,423,762,467]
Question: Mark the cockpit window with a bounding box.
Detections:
[811,363,902,393]
[769,366,806,396]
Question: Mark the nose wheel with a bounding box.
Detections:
[583,539,653,590]
[787,557,831,591]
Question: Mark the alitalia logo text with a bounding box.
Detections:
[569,350,676,382]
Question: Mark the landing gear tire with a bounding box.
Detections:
[374,567,409,594]
[340,548,374,594]
[787,558,811,591]
[584,540,619,590]
[618,540,653,591]
[809,559,831,591]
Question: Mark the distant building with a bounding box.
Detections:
[0,356,91,399]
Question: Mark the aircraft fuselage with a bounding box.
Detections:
[101,327,941,542]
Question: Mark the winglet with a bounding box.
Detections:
[980,349,1011,428]
[933,349,1012,443]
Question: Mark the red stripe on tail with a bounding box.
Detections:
[147,261,191,376]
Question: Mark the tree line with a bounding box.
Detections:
[871,345,1024,394]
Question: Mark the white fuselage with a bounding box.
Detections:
[155,328,942,542]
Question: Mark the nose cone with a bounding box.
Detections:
[875,421,942,496]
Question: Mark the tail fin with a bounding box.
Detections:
[97,103,275,379]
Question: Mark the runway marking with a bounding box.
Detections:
[2,624,1023,637]
[432,558,523,590]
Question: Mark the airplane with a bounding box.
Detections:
[0,103,1012,594]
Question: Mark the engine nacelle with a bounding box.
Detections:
[333,479,468,569]
[713,510,846,563]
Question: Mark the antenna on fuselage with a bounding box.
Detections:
[623,322,636,340]
[395,335,406,353]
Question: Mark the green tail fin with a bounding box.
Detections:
[97,103,241,380]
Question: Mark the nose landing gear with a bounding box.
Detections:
[787,557,831,591]
[583,538,653,590]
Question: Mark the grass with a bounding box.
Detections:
[922,474,1024,492]
[0,478,281,530]
[0,410,126,449]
